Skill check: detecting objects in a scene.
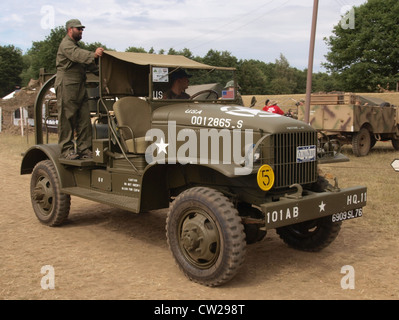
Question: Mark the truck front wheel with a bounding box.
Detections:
[30,160,70,226]
[276,216,342,252]
[166,187,246,286]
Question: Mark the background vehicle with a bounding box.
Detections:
[21,52,367,286]
[297,92,399,156]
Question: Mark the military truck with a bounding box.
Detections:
[21,52,367,286]
[297,92,399,156]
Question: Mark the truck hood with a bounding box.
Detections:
[152,103,314,134]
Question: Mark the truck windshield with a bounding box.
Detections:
[151,67,236,102]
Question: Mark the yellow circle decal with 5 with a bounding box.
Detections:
[257,165,275,191]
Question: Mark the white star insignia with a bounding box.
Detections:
[155,138,169,155]
[95,148,101,157]
[319,201,326,212]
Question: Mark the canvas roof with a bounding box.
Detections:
[103,51,235,71]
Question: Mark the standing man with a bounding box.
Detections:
[55,19,104,160]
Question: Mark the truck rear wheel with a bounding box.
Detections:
[30,160,70,226]
[352,127,371,156]
[166,187,246,287]
[276,216,342,252]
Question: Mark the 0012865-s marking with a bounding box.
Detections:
[190,115,243,129]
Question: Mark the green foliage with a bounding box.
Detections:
[200,49,238,68]
[312,72,341,92]
[269,54,300,94]
[237,60,268,95]
[193,50,237,88]
[81,42,113,52]
[125,46,147,53]
[0,45,23,97]
[324,0,399,92]
[26,26,66,81]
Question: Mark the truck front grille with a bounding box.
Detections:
[272,131,318,189]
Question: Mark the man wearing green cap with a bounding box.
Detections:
[55,19,104,160]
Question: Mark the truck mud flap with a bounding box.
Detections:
[260,186,367,229]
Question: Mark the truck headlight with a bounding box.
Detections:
[253,145,261,163]
[243,144,261,166]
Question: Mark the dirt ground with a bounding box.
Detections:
[1,138,398,301]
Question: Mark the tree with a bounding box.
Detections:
[312,72,340,93]
[0,45,23,97]
[237,60,268,95]
[269,54,302,94]
[25,26,66,81]
[166,48,194,59]
[125,46,147,53]
[81,41,112,53]
[324,0,399,92]
[200,49,238,68]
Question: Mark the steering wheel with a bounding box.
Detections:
[190,89,219,100]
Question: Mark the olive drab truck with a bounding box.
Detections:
[21,52,367,287]
[297,92,399,156]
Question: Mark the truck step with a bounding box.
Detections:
[59,158,96,167]
[61,187,140,213]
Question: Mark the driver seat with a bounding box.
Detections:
[113,96,152,154]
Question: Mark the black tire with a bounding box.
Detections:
[392,139,399,150]
[166,187,246,287]
[30,160,70,226]
[352,128,371,157]
[276,216,342,252]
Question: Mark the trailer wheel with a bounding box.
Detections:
[276,216,342,252]
[166,187,246,287]
[352,127,371,157]
[392,138,399,150]
[30,160,70,226]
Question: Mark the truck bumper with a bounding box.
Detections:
[260,186,367,229]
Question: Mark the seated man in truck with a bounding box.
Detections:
[163,69,192,99]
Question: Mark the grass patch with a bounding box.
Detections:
[0,132,57,158]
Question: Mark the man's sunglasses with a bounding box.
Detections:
[74,27,84,31]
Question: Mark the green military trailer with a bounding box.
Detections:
[21,52,367,286]
[297,93,399,156]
